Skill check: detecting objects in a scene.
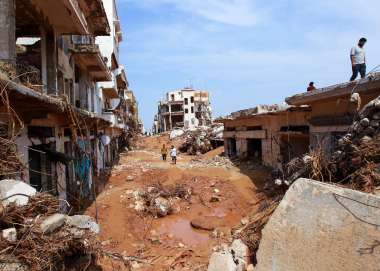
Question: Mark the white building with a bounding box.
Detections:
[154,88,212,133]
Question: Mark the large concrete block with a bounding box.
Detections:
[255,178,380,271]
[0,180,36,207]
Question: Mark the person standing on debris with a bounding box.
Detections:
[161,144,168,161]
[170,145,177,164]
[350,38,367,81]
[307,82,316,92]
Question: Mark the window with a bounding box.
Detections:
[191,96,194,103]
[184,98,188,105]
[171,94,175,101]
[185,109,189,113]
[191,106,194,113]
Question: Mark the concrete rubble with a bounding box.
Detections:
[207,239,250,271]
[254,178,380,271]
[0,179,36,207]
[176,124,224,155]
[275,95,380,193]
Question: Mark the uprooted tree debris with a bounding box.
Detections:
[0,188,101,271]
[132,182,192,217]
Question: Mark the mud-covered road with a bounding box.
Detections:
[86,135,268,270]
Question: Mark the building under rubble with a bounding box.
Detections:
[222,73,380,170]
[153,88,212,133]
[0,0,139,209]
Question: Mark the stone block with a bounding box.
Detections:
[40,214,67,234]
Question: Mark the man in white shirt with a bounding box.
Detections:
[350,38,367,81]
[170,145,177,164]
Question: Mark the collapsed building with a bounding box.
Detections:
[153,87,212,133]
[0,0,139,209]
[221,73,380,170]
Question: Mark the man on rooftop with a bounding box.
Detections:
[350,38,367,81]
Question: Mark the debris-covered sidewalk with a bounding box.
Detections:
[0,180,101,271]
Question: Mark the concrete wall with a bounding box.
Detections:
[255,178,380,271]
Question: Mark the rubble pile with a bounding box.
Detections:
[186,155,234,169]
[177,124,224,155]
[131,183,192,217]
[276,96,380,193]
[0,180,101,271]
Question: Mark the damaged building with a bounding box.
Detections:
[222,73,380,170]
[221,105,311,169]
[0,0,139,209]
[286,72,380,156]
[153,87,212,133]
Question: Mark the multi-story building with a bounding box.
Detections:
[154,87,212,133]
[0,0,138,210]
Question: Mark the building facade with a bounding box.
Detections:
[154,88,212,133]
[0,0,138,210]
[222,73,380,171]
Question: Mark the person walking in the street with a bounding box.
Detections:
[170,145,177,164]
[161,144,168,161]
[307,82,316,92]
[350,38,367,81]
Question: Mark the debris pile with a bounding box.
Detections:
[186,155,234,169]
[0,180,101,271]
[177,124,224,155]
[131,183,192,217]
[276,95,380,193]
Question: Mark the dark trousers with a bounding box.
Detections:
[350,64,366,81]
[162,154,167,161]
[171,156,177,164]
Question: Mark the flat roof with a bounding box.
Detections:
[286,72,380,106]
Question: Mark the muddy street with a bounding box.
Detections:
[86,135,269,270]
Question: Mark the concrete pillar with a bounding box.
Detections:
[0,0,16,64]
[46,29,57,94]
[236,138,248,158]
[40,27,47,93]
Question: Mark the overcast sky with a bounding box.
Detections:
[117,0,380,130]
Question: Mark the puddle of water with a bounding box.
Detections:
[156,217,210,246]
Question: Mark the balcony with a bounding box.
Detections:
[31,0,89,35]
[70,35,111,82]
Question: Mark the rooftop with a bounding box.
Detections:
[286,72,380,106]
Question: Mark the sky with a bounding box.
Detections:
[117,0,380,130]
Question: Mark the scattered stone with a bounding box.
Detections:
[207,251,237,271]
[40,214,67,234]
[66,215,100,234]
[2,228,17,243]
[154,197,171,217]
[360,118,370,127]
[240,217,249,226]
[126,176,134,182]
[0,180,36,207]
[231,239,249,267]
